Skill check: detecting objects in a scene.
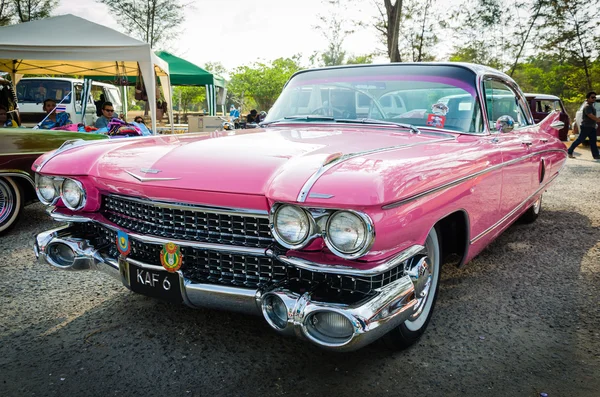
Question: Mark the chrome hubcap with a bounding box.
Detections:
[407,256,432,320]
[0,179,14,224]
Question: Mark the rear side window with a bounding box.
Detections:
[16,79,72,103]
[536,99,562,113]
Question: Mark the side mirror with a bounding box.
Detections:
[550,121,565,130]
[495,115,515,133]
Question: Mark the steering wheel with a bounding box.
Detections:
[311,106,350,119]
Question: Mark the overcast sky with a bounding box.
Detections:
[56,0,386,75]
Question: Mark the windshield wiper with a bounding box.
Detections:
[335,118,421,134]
[261,115,335,126]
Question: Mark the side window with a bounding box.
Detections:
[380,96,391,107]
[74,84,83,103]
[483,79,529,129]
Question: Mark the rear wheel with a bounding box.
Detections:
[0,177,23,235]
[520,195,542,224]
[383,226,441,349]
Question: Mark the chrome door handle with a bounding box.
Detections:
[521,140,533,146]
[540,138,548,143]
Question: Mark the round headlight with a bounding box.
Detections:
[326,211,372,257]
[273,205,311,248]
[36,175,57,204]
[61,178,85,210]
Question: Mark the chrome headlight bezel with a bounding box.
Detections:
[324,210,375,260]
[270,204,315,249]
[35,174,60,205]
[60,178,86,210]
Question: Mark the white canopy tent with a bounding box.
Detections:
[0,14,172,134]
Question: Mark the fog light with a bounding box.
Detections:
[48,243,75,267]
[262,295,288,330]
[306,311,354,343]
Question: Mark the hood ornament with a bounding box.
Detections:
[125,170,180,182]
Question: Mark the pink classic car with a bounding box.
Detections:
[33,63,567,351]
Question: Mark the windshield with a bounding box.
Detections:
[16,79,72,104]
[265,64,483,133]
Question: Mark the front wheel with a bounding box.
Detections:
[0,177,23,235]
[520,195,542,224]
[382,226,441,349]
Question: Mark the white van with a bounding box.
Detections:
[16,77,123,127]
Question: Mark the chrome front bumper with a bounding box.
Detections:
[34,224,422,352]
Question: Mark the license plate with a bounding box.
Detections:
[127,262,182,304]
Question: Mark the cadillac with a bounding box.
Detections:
[33,63,567,351]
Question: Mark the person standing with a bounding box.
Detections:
[568,91,599,159]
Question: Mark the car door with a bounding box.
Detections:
[484,78,535,218]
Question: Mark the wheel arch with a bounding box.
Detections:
[434,209,470,268]
[0,171,36,204]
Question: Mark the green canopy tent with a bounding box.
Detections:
[154,51,225,117]
[94,51,225,116]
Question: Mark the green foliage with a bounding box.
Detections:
[345,54,374,64]
[512,56,600,117]
[204,62,228,78]
[228,57,302,111]
[173,86,205,114]
[96,0,188,47]
[0,0,56,24]
[0,0,11,25]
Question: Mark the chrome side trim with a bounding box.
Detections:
[48,211,268,256]
[37,139,102,172]
[296,137,456,202]
[106,194,269,217]
[276,244,424,276]
[383,148,566,209]
[0,170,35,188]
[470,173,559,244]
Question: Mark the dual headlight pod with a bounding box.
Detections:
[35,174,86,210]
[270,204,374,259]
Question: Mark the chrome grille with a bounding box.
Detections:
[71,222,406,303]
[101,195,274,248]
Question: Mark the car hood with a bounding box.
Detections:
[37,126,458,204]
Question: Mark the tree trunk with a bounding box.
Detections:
[509,1,543,77]
[572,16,592,90]
[384,0,403,62]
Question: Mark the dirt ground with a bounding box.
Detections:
[0,146,598,397]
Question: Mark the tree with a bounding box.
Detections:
[373,0,403,62]
[0,0,12,25]
[446,0,504,68]
[96,0,188,47]
[228,57,302,111]
[398,0,441,62]
[204,62,228,78]
[173,86,205,114]
[10,0,55,23]
[508,0,546,76]
[537,0,600,90]
[345,54,374,64]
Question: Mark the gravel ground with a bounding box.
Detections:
[1,148,599,397]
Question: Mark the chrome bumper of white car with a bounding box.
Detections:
[34,224,423,352]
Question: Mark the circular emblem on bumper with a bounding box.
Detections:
[160,242,182,273]
[116,230,131,256]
